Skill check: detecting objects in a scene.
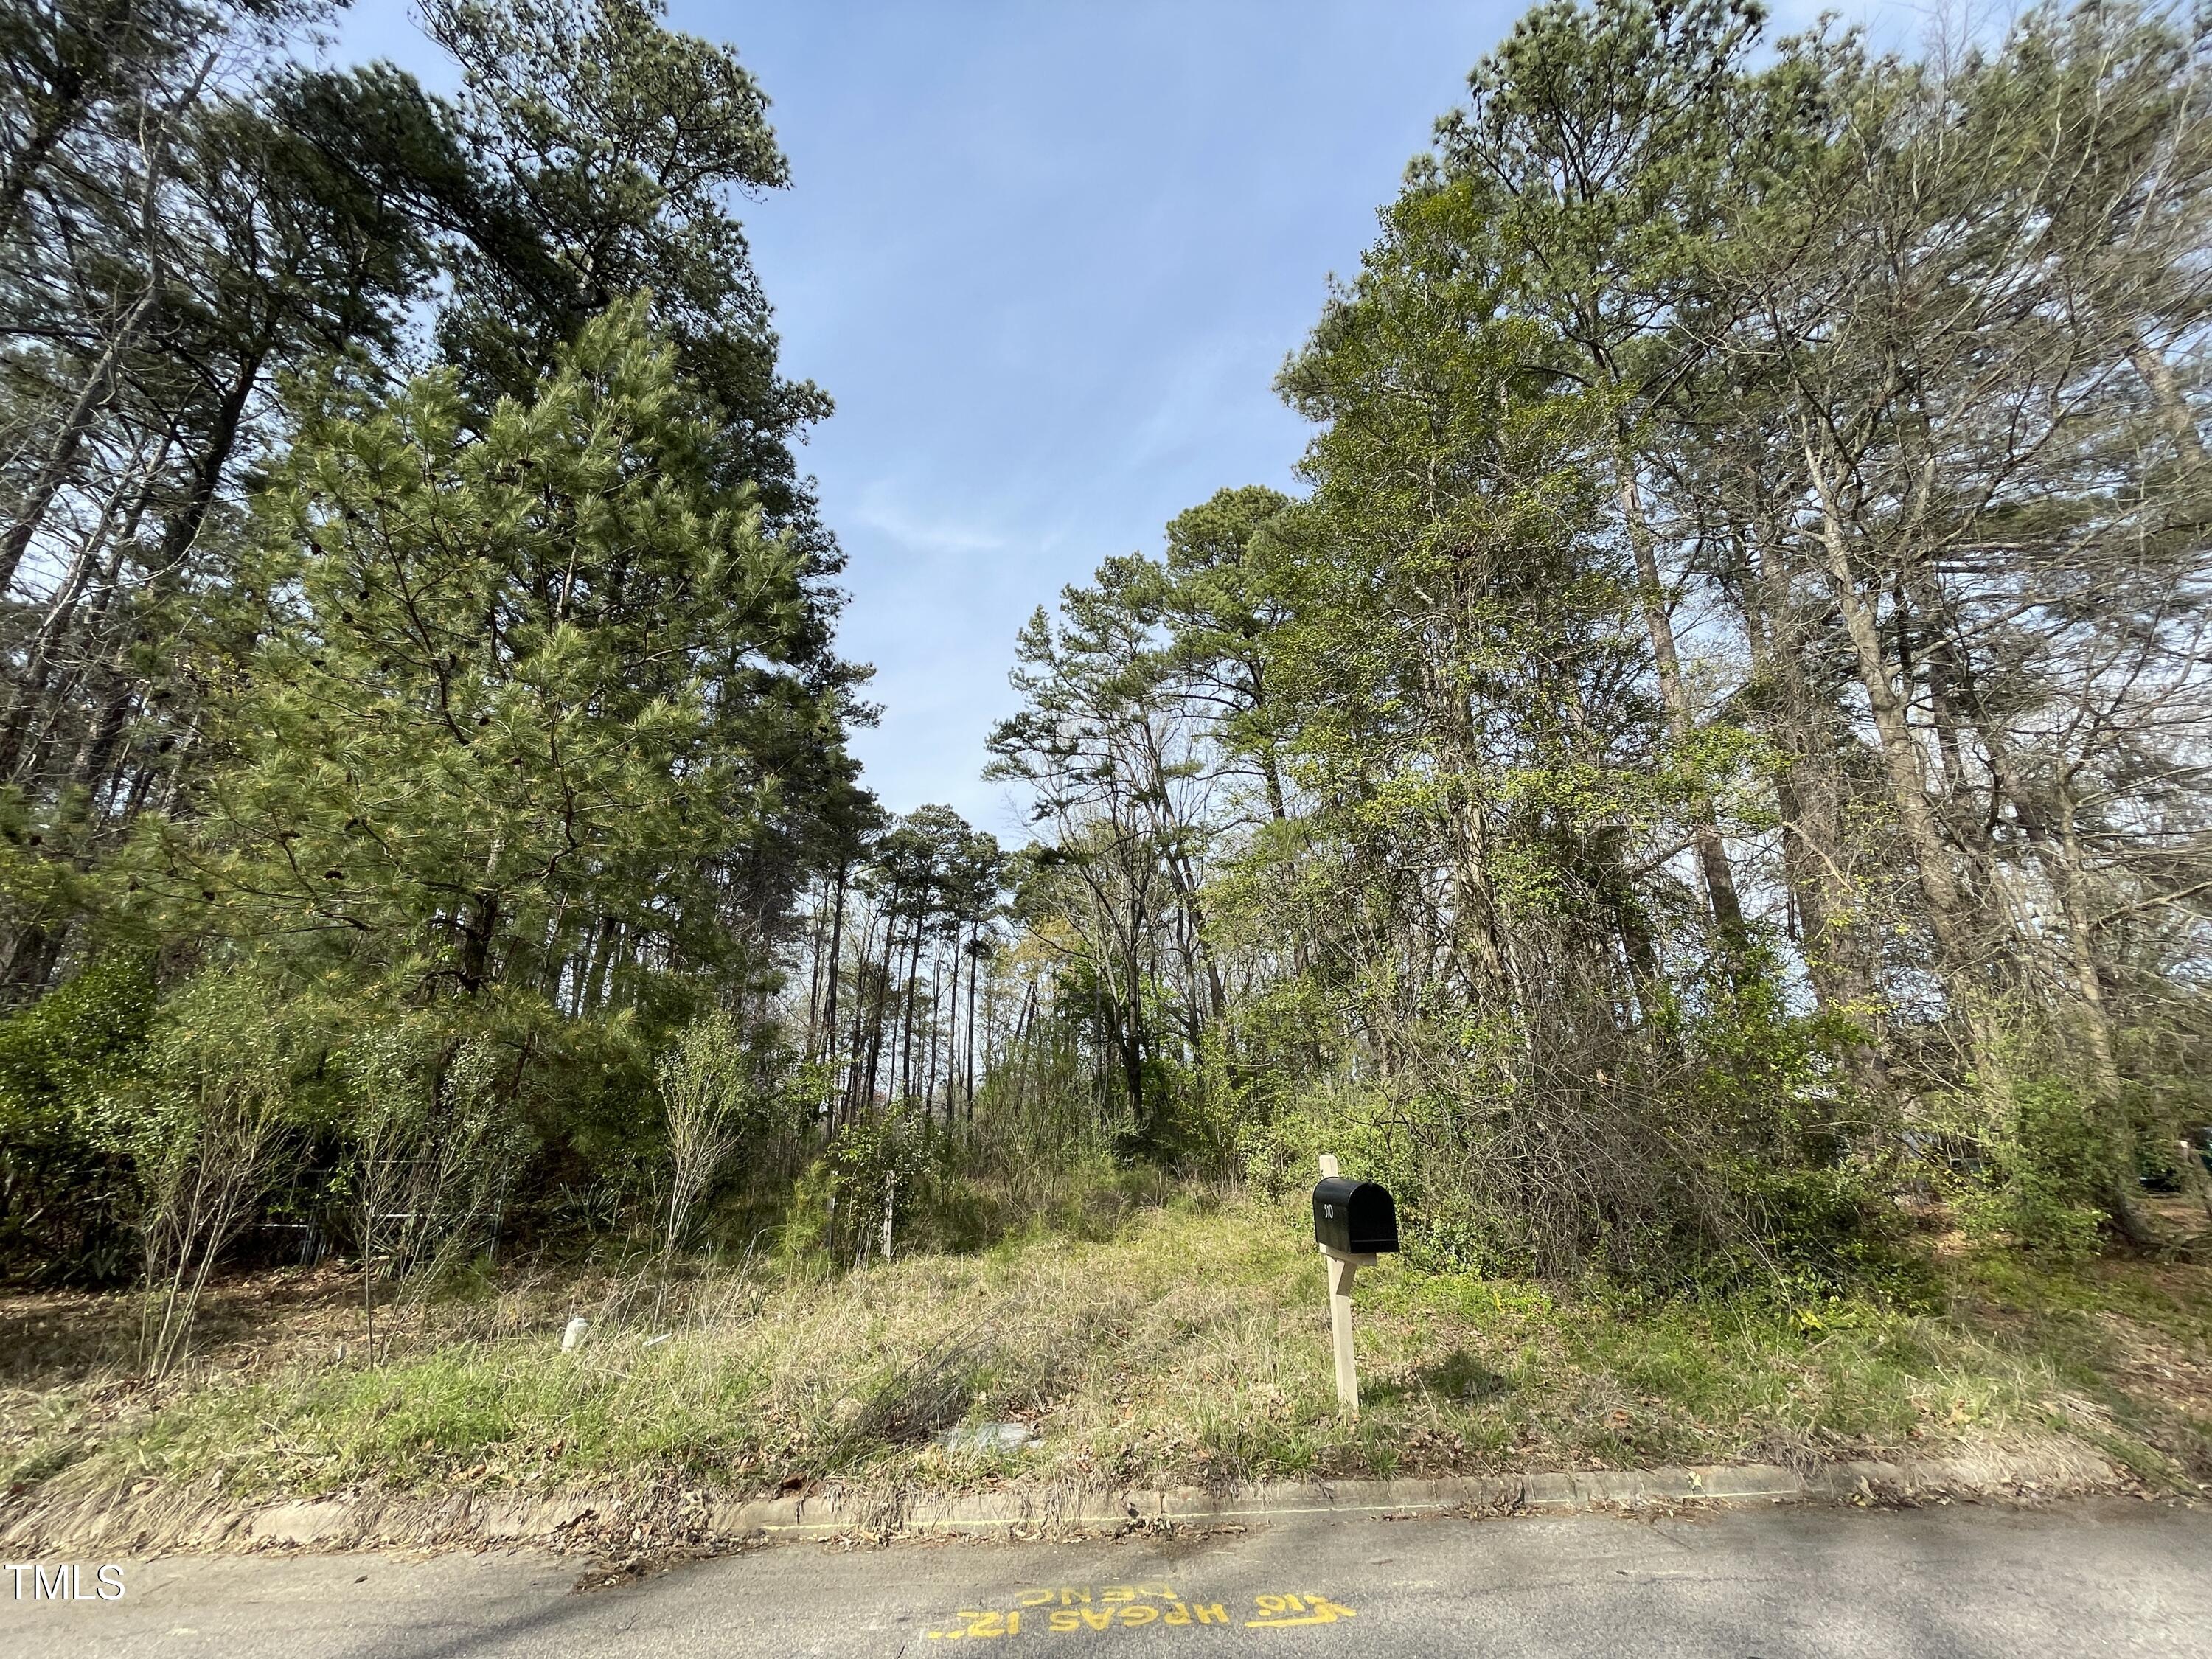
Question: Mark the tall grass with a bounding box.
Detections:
[13,1192,2209,1504]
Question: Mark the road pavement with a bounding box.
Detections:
[4,1496,2208,1658]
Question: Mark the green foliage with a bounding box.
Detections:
[0,952,156,1135]
[166,298,850,1016]
[108,971,302,1179]
[783,1105,930,1272]
[1236,961,1913,1297]
[424,0,835,527]
[9,0,2208,1314]
[0,953,156,1281]
[0,0,868,1284]
[1966,1077,2111,1265]
[341,1020,528,1284]
[114,971,305,1374]
[655,1013,773,1149]
[1008,0,2212,1290]
[1141,1026,1246,1178]
[655,1009,813,1258]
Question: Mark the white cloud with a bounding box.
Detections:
[849,490,1010,557]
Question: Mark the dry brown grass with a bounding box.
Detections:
[5,1191,2210,1510]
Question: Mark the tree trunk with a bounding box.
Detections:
[897,908,924,1105]
[821,858,848,1073]
[942,928,961,1123]
[0,61,196,594]
[861,905,897,1113]
[1008,978,1037,1116]
[1801,434,2007,1090]
[0,442,154,779]
[2050,794,2163,1248]
[1616,465,1747,947]
[1803,447,1973,955]
[842,904,880,1124]
[965,939,980,1120]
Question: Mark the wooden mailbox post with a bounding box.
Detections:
[1312,1154,1399,1414]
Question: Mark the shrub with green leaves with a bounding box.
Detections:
[0,952,155,1282]
[109,972,302,1374]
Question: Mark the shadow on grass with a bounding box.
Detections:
[1366,1346,1512,1409]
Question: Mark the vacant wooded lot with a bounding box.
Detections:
[2,0,2211,1521]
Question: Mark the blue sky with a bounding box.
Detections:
[323,0,1914,837]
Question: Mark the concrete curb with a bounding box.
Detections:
[709,1439,2123,1539]
[0,1438,2123,1557]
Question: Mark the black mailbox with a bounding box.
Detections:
[1312,1176,1399,1256]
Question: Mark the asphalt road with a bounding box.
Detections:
[5,1498,2210,1658]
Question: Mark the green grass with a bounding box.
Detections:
[6,1193,2210,1509]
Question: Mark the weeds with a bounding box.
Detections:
[6,1194,2208,1509]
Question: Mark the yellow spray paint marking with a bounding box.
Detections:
[1245,1593,1358,1628]
[922,1608,1023,1640]
[920,1585,1357,1638]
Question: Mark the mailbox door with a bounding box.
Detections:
[1346,1183,1399,1253]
